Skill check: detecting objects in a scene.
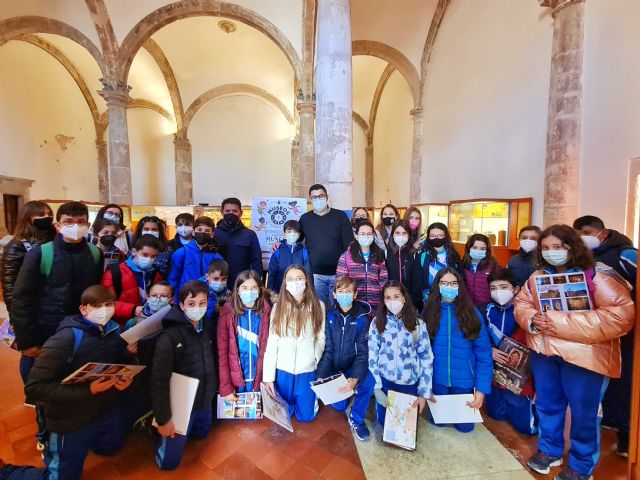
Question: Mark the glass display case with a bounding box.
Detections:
[414,204,449,229]
[43,200,132,228]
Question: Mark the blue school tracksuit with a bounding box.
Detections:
[430,302,493,432]
[236,308,260,392]
[484,303,538,435]
[317,301,375,427]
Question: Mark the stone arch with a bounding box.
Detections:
[352,111,370,139]
[184,84,293,132]
[129,98,172,121]
[352,40,421,108]
[117,2,304,88]
[0,16,105,75]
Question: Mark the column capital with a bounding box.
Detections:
[296,99,316,114]
[173,132,190,147]
[98,88,132,107]
[539,0,585,18]
[410,107,424,118]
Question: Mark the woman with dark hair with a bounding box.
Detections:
[1,200,54,314]
[411,222,462,308]
[385,220,416,293]
[89,204,132,254]
[514,224,634,479]
[133,216,170,278]
[374,204,400,252]
[424,267,492,432]
[461,233,497,309]
[336,221,388,314]
[403,206,423,249]
[368,280,433,425]
[350,208,370,236]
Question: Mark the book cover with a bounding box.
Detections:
[0,318,16,350]
[535,272,593,313]
[383,390,418,451]
[61,363,145,384]
[260,383,293,432]
[217,392,263,419]
[493,336,532,395]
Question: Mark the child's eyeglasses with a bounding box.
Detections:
[439,281,459,287]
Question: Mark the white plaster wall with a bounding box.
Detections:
[127,108,176,205]
[422,0,552,225]
[581,0,640,232]
[0,41,98,201]
[129,48,175,123]
[190,96,292,205]
[373,71,413,208]
[352,120,366,207]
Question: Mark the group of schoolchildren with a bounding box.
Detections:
[0,195,636,480]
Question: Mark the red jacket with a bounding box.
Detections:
[217,299,272,397]
[101,262,162,326]
[464,264,495,308]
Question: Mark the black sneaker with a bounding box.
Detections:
[527,451,563,474]
[554,467,592,480]
[348,417,371,442]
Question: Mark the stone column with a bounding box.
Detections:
[410,107,424,205]
[293,100,316,198]
[174,133,193,205]
[95,139,109,203]
[99,86,132,205]
[315,0,353,210]
[542,0,585,226]
[365,144,374,206]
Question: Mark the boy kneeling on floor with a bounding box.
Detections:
[317,276,375,441]
[151,280,217,471]
[0,285,134,480]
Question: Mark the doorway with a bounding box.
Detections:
[2,194,20,235]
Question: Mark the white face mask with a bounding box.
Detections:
[285,232,300,244]
[520,239,538,253]
[491,289,514,306]
[60,224,89,241]
[176,225,193,238]
[581,235,601,250]
[142,230,160,238]
[86,306,115,326]
[394,235,409,247]
[286,280,306,298]
[184,306,207,322]
[542,249,569,267]
[385,300,404,315]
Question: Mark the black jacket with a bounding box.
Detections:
[11,235,103,350]
[151,306,217,425]
[25,315,130,433]
[385,247,416,293]
[507,250,537,287]
[410,246,462,308]
[214,220,263,287]
[1,237,46,313]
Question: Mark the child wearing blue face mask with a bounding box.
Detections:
[424,267,493,433]
[122,281,174,331]
[462,234,497,310]
[217,270,271,403]
[317,276,375,441]
[201,259,230,322]
[267,220,311,293]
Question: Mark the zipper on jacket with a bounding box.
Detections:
[248,310,253,382]
[447,306,452,387]
[340,313,346,360]
[398,250,403,283]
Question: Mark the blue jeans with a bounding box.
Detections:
[531,353,609,476]
[375,377,418,426]
[313,274,336,308]
[155,406,212,470]
[330,370,375,426]
[19,355,35,384]
[431,384,476,433]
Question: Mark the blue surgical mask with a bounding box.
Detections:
[147,296,169,313]
[336,292,354,309]
[312,197,327,212]
[209,280,226,293]
[135,255,155,271]
[103,213,120,223]
[239,290,259,306]
[469,249,486,261]
[285,232,300,245]
[542,249,569,266]
[440,285,459,301]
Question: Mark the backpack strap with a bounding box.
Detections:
[88,244,101,266]
[108,263,123,299]
[39,242,54,276]
[66,327,84,363]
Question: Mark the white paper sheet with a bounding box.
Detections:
[120,304,171,345]
[153,372,200,435]
[310,373,353,405]
[427,394,484,424]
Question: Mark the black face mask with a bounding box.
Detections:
[194,232,212,246]
[99,235,116,248]
[428,237,447,249]
[32,216,53,231]
[224,213,240,227]
[353,217,367,227]
[382,217,395,227]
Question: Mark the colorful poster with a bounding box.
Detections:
[217,392,263,419]
[61,363,145,384]
[383,390,418,451]
[535,272,593,313]
[493,336,532,395]
[250,197,306,254]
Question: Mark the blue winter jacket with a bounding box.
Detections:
[431,302,493,394]
[317,301,371,383]
[198,275,229,320]
[485,302,518,347]
[507,250,537,287]
[267,242,312,292]
[215,221,263,288]
[168,240,222,302]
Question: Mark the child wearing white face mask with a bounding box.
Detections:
[267,220,311,293]
[263,266,325,422]
[507,225,542,287]
[368,281,434,426]
[385,220,417,296]
[151,280,217,471]
[0,285,134,480]
[484,268,538,436]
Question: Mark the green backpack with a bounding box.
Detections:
[39,241,101,277]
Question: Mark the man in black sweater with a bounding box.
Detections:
[299,184,353,306]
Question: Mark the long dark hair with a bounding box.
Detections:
[375,281,419,334]
[376,204,400,240]
[387,220,415,255]
[133,216,168,249]
[403,206,422,242]
[422,222,460,266]
[12,201,54,241]
[425,268,481,340]
[95,204,126,231]
[538,224,593,271]
[231,270,265,316]
[349,221,383,264]
[462,233,496,271]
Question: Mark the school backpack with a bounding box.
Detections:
[107,263,124,299]
[39,241,101,276]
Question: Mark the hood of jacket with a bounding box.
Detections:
[594,229,634,255]
[332,299,372,320]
